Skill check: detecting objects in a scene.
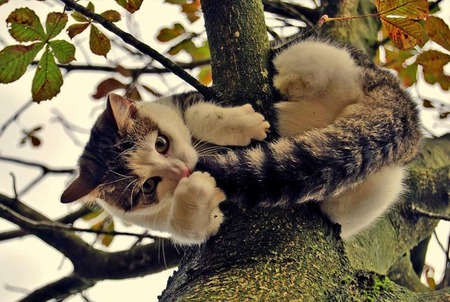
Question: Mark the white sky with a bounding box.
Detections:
[0,1,449,301]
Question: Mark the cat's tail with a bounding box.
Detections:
[197,67,422,207]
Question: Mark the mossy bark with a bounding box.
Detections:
[159,0,450,301]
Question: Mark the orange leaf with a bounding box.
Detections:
[416,50,450,90]
[92,78,127,99]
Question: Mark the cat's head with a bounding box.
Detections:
[60,93,197,216]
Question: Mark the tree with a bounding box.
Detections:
[0,0,449,301]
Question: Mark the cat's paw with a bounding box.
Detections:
[214,104,270,146]
[170,172,225,244]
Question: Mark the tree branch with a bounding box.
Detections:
[262,0,320,26]
[0,156,76,174]
[57,0,215,99]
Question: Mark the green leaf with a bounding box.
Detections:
[424,16,450,52]
[87,1,95,12]
[49,40,76,64]
[100,10,121,22]
[115,0,143,13]
[156,23,186,42]
[82,209,103,221]
[0,0,9,6]
[46,12,68,40]
[0,43,44,83]
[32,47,63,102]
[67,23,90,39]
[89,25,111,57]
[6,8,46,42]
[71,11,88,22]
[101,221,115,247]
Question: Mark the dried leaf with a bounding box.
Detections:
[100,10,121,22]
[30,135,41,147]
[0,43,45,83]
[115,65,133,77]
[67,23,89,39]
[416,50,450,90]
[439,112,449,119]
[165,0,186,4]
[115,0,143,13]
[424,16,450,52]
[6,8,46,42]
[156,23,186,42]
[422,99,434,108]
[45,12,68,40]
[32,47,63,102]
[375,0,429,49]
[181,2,201,23]
[49,40,76,64]
[92,78,127,99]
[89,25,111,57]
[0,0,9,6]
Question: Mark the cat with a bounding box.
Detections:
[61,93,270,244]
[61,39,422,244]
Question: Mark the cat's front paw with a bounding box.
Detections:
[214,104,270,146]
[170,172,226,244]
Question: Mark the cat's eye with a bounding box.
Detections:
[142,177,161,195]
[155,134,170,154]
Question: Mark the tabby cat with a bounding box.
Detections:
[61,39,421,244]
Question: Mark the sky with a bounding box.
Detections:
[0,1,449,301]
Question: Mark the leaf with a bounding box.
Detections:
[101,220,115,247]
[379,17,424,50]
[30,136,42,147]
[382,46,418,87]
[156,23,186,42]
[6,8,46,42]
[181,2,201,23]
[87,1,95,12]
[424,16,450,52]
[49,40,76,64]
[32,47,63,102]
[168,39,195,56]
[375,0,429,49]
[165,0,186,4]
[89,25,111,57]
[67,23,89,39]
[0,43,45,83]
[416,50,450,90]
[100,10,121,22]
[376,0,428,19]
[115,0,143,13]
[440,112,449,119]
[198,65,212,85]
[116,65,133,77]
[92,78,127,99]
[0,0,9,6]
[71,11,88,22]
[45,12,68,40]
[82,209,103,221]
[422,99,434,108]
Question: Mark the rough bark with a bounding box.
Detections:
[159,0,450,301]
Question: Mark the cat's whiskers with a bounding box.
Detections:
[129,180,142,210]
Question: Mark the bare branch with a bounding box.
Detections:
[0,100,33,137]
[0,156,76,174]
[58,0,215,99]
[411,205,450,221]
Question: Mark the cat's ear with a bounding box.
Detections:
[106,93,138,130]
[60,176,98,203]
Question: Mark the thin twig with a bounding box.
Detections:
[411,205,450,221]
[0,100,33,137]
[58,0,215,99]
[0,156,76,174]
[0,203,157,240]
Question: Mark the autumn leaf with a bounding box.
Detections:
[0,0,9,6]
[115,0,143,13]
[6,8,46,42]
[89,25,111,57]
[198,65,212,85]
[416,50,450,90]
[100,10,122,22]
[32,47,63,102]
[67,23,90,39]
[92,78,127,99]
[375,0,429,49]
[0,43,44,83]
[20,125,44,147]
[381,45,418,87]
[157,23,186,42]
[424,16,450,52]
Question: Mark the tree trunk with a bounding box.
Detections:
[159,1,450,300]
